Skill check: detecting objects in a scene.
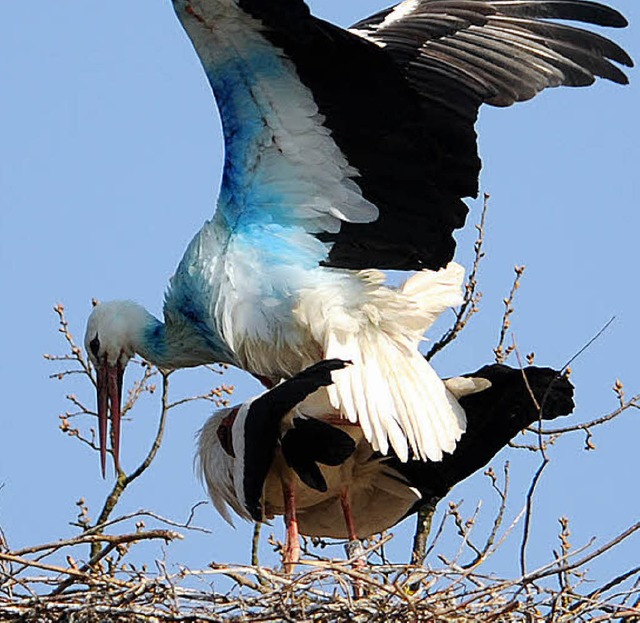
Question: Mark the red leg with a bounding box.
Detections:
[340,487,365,598]
[340,487,358,542]
[340,488,366,568]
[282,480,300,573]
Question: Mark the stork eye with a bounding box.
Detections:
[89,336,100,358]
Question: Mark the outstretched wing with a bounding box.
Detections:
[351,0,632,116]
[172,0,630,271]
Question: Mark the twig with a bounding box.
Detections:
[48,530,183,596]
[12,530,181,558]
[529,393,639,436]
[519,458,549,578]
[427,193,488,360]
[560,316,616,373]
[463,463,510,570]
[81,507,210,539]
[90,372,172,558]
[494,265,525,364]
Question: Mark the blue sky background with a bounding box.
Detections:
[0,0,637,584]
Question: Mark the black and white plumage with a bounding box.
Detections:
[224,0,632,271]
[197,359,575,550]
[386,363,576,512]
[85,0,630,475]
[198,360,357,524]
[197,359,423,567]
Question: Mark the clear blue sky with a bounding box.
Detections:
[0,0,637,583]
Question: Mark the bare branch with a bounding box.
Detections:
[494,265,525,364]
[427,194,488,360]
[90,372,172,557]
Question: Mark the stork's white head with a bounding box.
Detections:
[84,300,152,477]
[84,301,150,366]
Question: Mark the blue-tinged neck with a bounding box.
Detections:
[86,299,237,371]
[138,310,237,370]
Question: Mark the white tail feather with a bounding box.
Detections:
[311,262,467,462]
[445,376,492,399]
[400,262,465,336]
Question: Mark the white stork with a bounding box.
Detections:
[198,359,575,570]
[198,358,423,570]
[84,0,631,475]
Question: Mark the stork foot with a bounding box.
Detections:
[344,539,366,598]
[341,488,366,567]
[340,488,367,597]
[283,535,300,574]
[346,539,367,573]
[345,539,365,565]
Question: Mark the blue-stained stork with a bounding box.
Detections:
[84,0,631,476]
[198,359,574,570]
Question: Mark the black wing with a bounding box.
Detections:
[385,364,575,507]
[352,0,632,116]
[237,0,630,270]
[281,418,356,492]
[240,359,351,520]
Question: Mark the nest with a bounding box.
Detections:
[2,524,639,623]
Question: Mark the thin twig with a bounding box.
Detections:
[519,458,549,578]
[90,372,172,558]
[427,193,488,360]
[494,265,525,364]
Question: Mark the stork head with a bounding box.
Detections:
[197,359,354,524]
[84,301,150,477]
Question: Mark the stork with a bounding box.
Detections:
[198,359,574,570]
[84,0,631,476]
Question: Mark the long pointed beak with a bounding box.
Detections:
[97,356,124,477]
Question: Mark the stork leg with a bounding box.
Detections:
[282,480,300,574]
[340,487,358,542]
[340,488,366,568]
[340,487,365,598]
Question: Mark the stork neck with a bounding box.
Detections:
[137,313,236,370]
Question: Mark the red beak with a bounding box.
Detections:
[96,355,124,477]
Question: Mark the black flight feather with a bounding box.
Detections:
[281,418,357,492]
[221,0,631,271]
[384,364,575,514]
[240,359,350,520]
